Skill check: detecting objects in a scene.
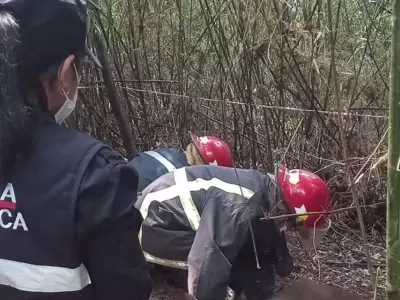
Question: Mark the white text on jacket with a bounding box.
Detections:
[0,183,28,231]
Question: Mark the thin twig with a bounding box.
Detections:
[373,267,381,300]
[79,86,389,119]
[354,127,388,184]
[260,202,386,221]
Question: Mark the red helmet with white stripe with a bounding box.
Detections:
[190,133,234,167]
[277,164,332,228]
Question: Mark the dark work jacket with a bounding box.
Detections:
[136,165,294,300]
[129,148,189,192]
[0,113,152,300]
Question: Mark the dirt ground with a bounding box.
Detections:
[149,227,386,300]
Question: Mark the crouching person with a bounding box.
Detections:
[135,164,332,300]
[129,132,233,192]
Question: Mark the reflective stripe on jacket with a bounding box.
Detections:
[136,165,289,300]
[129,148,189,192]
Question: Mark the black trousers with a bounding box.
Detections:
[229,255,275,300]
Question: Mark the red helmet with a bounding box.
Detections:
[190,133,234,167]
[277,164,332,228]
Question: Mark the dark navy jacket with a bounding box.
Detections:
[136,165,294,300]
[129,148,189,192]
[0,113,152,300]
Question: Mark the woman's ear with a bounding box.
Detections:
[58,55,76,93]
[40,55,77,114]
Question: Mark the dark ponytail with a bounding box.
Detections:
[0,11,33,183]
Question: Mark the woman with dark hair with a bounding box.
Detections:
[0,1,152,300]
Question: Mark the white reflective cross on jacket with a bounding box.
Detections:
[136,165,285,300]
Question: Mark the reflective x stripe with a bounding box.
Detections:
[138,173,255,244]
[174,168,201,231]
[138,169,256,269]
[139,178,255,208]
[138,185,179,244]
[138,168,202,245]
[145,151,176,172]
[0,258,91,293]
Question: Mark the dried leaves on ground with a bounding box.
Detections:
[150,230,386,300]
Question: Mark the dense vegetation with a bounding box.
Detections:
[72,0,392,230]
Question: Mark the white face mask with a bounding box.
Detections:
[54,64,81,124]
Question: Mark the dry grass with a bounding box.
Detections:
[70,0,393,297]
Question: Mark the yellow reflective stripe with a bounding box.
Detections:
[143,251,188,269]
[174,168,201,231]
[143,177,255,204]
[137,169,256,268]
[140,170,254,233]
[145,151,176,172]
[137,185,179,245]
[138,184,178,218]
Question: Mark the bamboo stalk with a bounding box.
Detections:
[326,0,375,293]
[387,1,400,299]
[93,30,137,159]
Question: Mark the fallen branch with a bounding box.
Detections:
[323,260,385,268]
[260,202,386,221]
